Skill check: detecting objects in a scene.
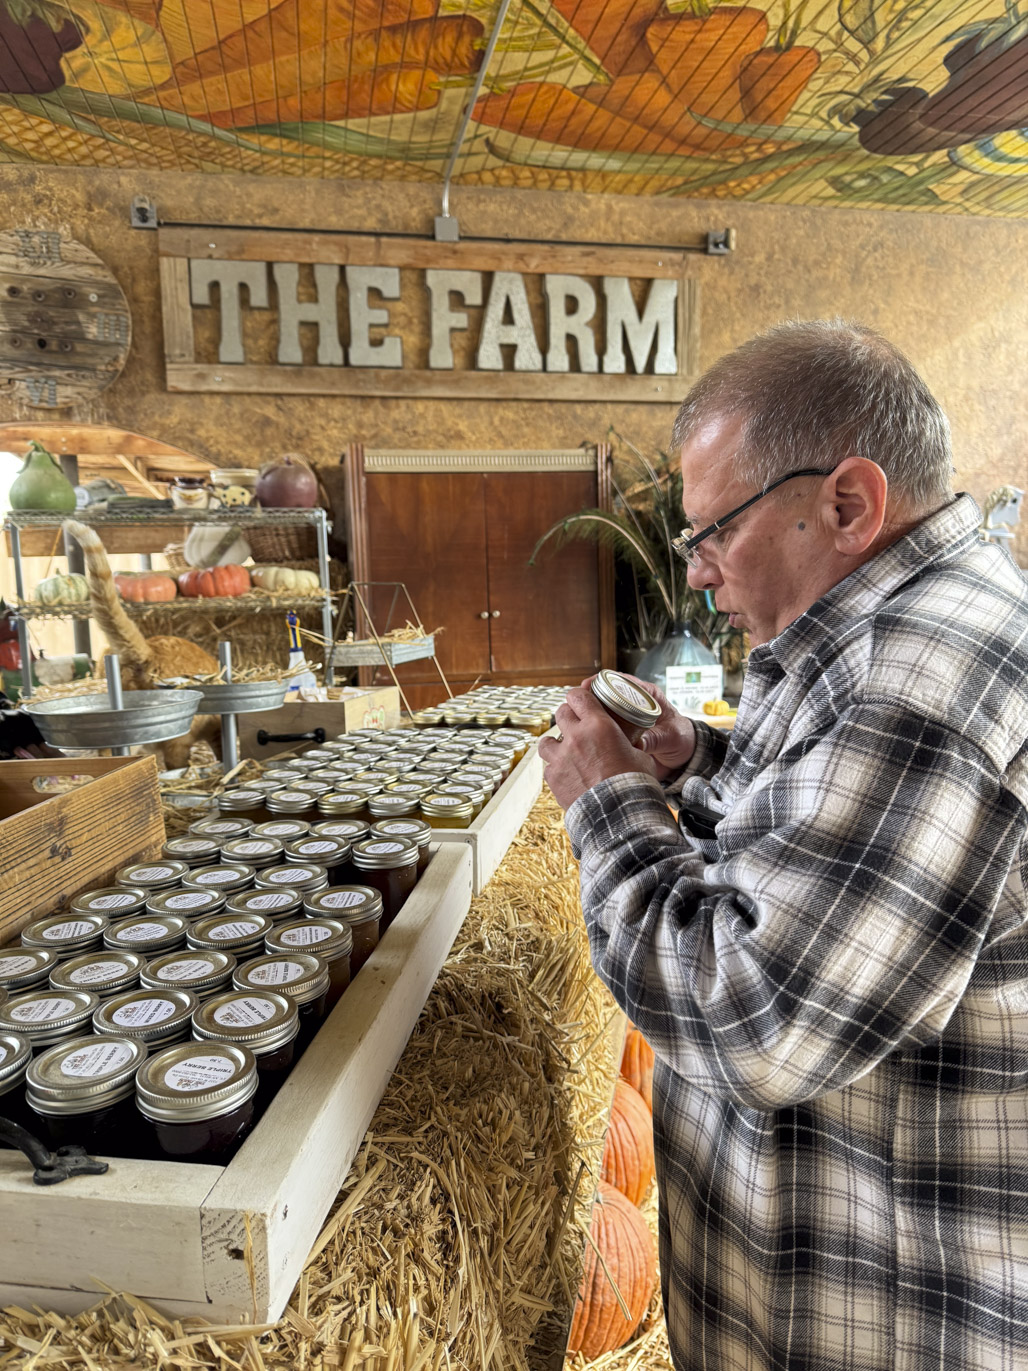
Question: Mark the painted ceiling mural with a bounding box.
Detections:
[1,0,1028,215]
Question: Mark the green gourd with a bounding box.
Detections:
[8,441,77,511]
[35,572,89,605]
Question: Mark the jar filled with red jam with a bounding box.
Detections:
[70,886,148,920]
[20,911,108,961]
[191,990,298,1118]
[140,950,236,1002]
[161,835,222,868]
[0,1030,34,1142]
[115,859,189,893]
[305,887,382,975]
[104,912,189,956]
[26,1033,148,1156]
[225,888,304,924]
[50,950,143,999]
[0,989,100,1055]
[250,818,311,843]
[231,953,329,1054]
[0,948,60,997]
[181,863,255,896]
[265,789,320,824]
[369,818,433,874]
[186,912,274,961]
[265,918,352,1008]
[350,838,419,931]
[136,1041,258,1162]
[93,986,198,1050]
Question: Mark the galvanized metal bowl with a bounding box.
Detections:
[26,690,203,748]
[186,679,289,715]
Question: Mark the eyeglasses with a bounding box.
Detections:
[672,467,836,566]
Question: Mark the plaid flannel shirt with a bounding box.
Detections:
[566,494,1028,1371]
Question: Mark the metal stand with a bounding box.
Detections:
[218,640,239,773]
[104,654,130,757]
[330,582,453,716]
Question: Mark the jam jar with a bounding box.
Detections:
[254,863,328,897]
[141,950,236,1002]
[420,794,475,830]
[147,888,227,921]
[104,912,188,956]
[186,912,274,961]
[225,888,304,924]
[0,989,100,1054]
[70,886,147,919]
[265,918,352,1008]
[115,859,189,893]
[188,816,255,843]
[136,1041,258,1162]
[0,948,59,996]
[219,836,285,872]
[435,782,486,817]
[26,1034,148,1156]
[350,838,419,931]
[311,817,370,845]
[299,748,341,767]
[216,788,269,824]
[284,835,351,884]
[385,779,434,800]
[231,953,329,1054]
[181,863,255,896]
[265,789,320,824]
[20,912,108,961]
[0,1030,34,1142]
[469,746,515,780]
[493,729,533,762]
[368,791,419,819]
[191,990,299,1118]
[588,669,661,744]
[305,887,382,976]
[161,835,222,869]
[50,950,143,999]
[508,710,550,737]
[317,790,371,823]
[93,986,198,1049]
[370,818,433,874]
[251,818,311,843]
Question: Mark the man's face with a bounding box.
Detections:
[679,414,836,647]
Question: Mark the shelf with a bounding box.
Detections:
[4,506,332,557]
[15,592,333,620]
[329,634,435,667]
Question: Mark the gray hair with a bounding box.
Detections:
[670,319,953,510]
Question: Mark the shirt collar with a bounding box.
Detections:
[751,493,983,675]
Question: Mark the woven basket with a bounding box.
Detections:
[162,542,188,571]
[246,523,318,562]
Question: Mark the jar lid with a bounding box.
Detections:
[239,779,283,796]
[455,765,501,789]
[115,859,189,890]
[232,952,329,1005]
[0,989,100,1045]
[437,782,485,806]
[507,711,542,726]
[385,780,433,798]
[299,749,339,765]
[251,819,310,840]
[351,837,419,871]
[220,837,285,868]
[49,950,143,997]
[317,791,369,816]
[345,778,386,795]
[370,818,432,849]
[305,886,383,924]
[192,989,299,1055]
[136,1041,257,1124]
[147,888,227,919]
[285,755,327,772]
[265,917,352,960]
[216,789,267,813]
[141,950,236,995]
[590,670,661,728]
[284,836,349,864]
[181,863,255,893]
[291,780,331,797]
[420,794,475,820]
[187,912,275,952]
[188,816,255,840]
[368,793,419,817]
[93,986,198,1044]
[20,911,108,957]
[0,948,59,992]
[254,864,329,894]
[162,836,222,866]
[0,1030,31,1091]
[26,1034,147,1114]
[225,888,304,920]
[261,768,304,785]
[475,711,509,726]
[104,912,189,953]
[69,886,148,917]
[409,710,445,725]
[311,818,369,843]
[266,789,318,815]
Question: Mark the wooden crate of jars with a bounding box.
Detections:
[0,832,473,1321]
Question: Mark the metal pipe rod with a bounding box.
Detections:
[439,0,515,223]
[9,524,33,701]
[218,641,238,774]
[104,654,129,756]
[316,509,334,687]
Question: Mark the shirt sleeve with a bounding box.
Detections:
[660,718,730,799]
[565,698,1026,1110]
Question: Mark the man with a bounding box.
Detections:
[540,319,1028,1371]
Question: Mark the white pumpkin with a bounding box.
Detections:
[250,566,320,593]
[35,572,89,605]
[184,524,252,569]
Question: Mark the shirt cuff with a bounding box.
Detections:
[661,720,730,799]
[565,770,678,859]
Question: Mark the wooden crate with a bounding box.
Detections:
[431,742,545,893]
[0,756,164,945]
[0,843,473,1321]
[235,688,402,760]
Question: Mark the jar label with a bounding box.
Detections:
[247,960,305,985]
[267,869,309,884]
[207,921,261,940]
[280,925,330,946]
[116,922,168,943]
[213,997,277,1028]
[0,1045,7,1064]
[231,842,272,856]
[617,680,649,707]
[164,892,213,910]
[112,998,176,1027]
[319,891,366,909]
[227,791,261,803]
[170,839,211,852]
[391,785,422,795]
[157,958,217,982]
[379,822,418,834]
[84,893,138,910]
[427,796,462,807]
[0,954,40,976]
[297,841,336,855]
[362,841,406,854]
[128,866,175,881]
[60,1040,134,1078]
[258,824,300,836]
[10,997,76,1023]
[42,921,96,940]
[195,871,239,884]
[198,822,240,833]
[315,823,360,836]
[68,961,124,985]
[242,892,294,910]
[164,1054,236,1092]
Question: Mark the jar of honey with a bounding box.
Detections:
[435,782,486,817]
[93,986,199,1049]
[368,792,419,819]
[265,919,352,1008]
[141,950,236,1002]
[317,790,371,823]
[420,794,475,829]
[27,1034,148,1156]
[70,886,147,920]
[350,838,419,931]
[191,990,299,1118]
[50,950,143,999]
[231,953,329,1054]
[0,948,58,997]
[254,863,329,897]
[136,1041,258,1162]
[304,887,382,975]
[20,912,108,961]
[104,912,189,956]
[311,818,369,845]
[588,670,661,744]
[265,789,320,824]
[369,818,433,874]
[284,836,351,885]
[0,989,100,1054]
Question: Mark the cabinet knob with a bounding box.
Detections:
[478,611,489,619]
[491,610,501,618]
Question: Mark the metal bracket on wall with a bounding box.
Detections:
[706,228,737,255]
[130,195,158,229]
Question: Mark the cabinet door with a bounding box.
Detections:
[484,471,601,676]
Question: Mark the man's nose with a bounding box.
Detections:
[687,554,721,591]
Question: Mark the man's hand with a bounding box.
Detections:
[539,685,657,811]
[622,675,698,780]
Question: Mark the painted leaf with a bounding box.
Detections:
[62,2,171,95]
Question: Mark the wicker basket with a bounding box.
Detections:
[162,542,188,571]
[245,523,318,562]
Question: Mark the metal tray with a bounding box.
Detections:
[26,690,203,748]
[328,635,435,667]
[171,679,290,715]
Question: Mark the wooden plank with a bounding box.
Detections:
[158,229,691,280]
[166,363,685,403]
[6,524,192,556]
[0,421,205,463]
[159,255,196,364]
[234,690,402,760]
[430,743,544,893]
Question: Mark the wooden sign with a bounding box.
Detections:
[0,230,131,409]
[158,227,698,403]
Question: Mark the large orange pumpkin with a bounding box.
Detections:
[620,1024,654,1111]
[567,1180,657,1358]
[114,572,178,603]
[177,564,251,598]
[601,1078,655,1206]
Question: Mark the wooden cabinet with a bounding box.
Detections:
[345,447,614,708]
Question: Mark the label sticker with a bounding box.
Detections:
[169,839,212,852]
[280,925,330,946]
[241,892,294,910]
[258,824,300,836]
[380,822,418,834]
[10,997,77,1023]
[231,842,272,856]
[156,958,217,982]
[0,1045,7,1064]
[116,922,169,943]
[68,961,124,985]
[266,869,304,884]
[227,791,261,803]
[164,891,213,910]
[664,663,725,714]
[319,890,366,909]
[195,870,239,884]
[0,954,39,977]
[128,866,174,882]
[428,795,462,807]
[42,921,96,940]
[362,841,405,854]
[213,997,277,1028]
[297,841,335,855]
[199,822,239,833]
[206,921,260,941]
[247,960,305,986]
[164,1054,236,1092]
[60,1040,134,1078]
[112,998,176,1027]
[84,893,138,910]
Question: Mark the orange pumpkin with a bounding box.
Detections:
[567,1180,657,1358]
[601,1079,655,1206]
[620,1024,654,1111]
[114,572,178,603]
[177,565,251,598]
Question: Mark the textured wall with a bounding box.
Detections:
[1,166,1025,563]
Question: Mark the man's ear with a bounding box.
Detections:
[822,457,888,555]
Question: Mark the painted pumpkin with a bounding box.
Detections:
[567,1180,657,1358]
[114,572,178,603]
[250,566,320,593]
[177,565,251,598]
[34,572,89,605]
[620,1024,654,1111]
[601,1079,655,1206]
